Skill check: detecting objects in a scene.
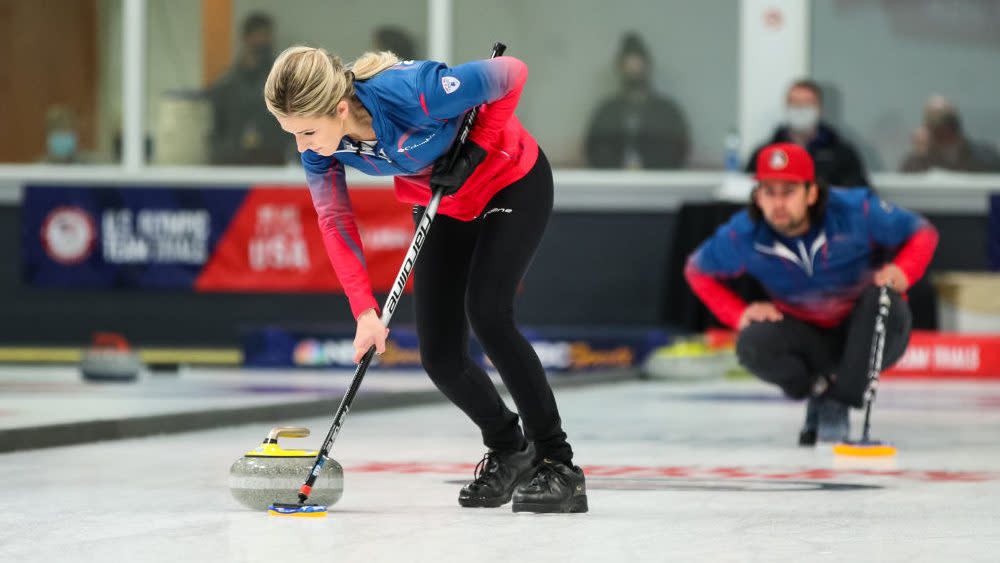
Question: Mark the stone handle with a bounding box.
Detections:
[267,426,311,442]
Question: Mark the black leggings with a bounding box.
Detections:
[412,149,572,463]
[735,286,912,407]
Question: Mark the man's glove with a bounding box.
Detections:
[430,141,488,196]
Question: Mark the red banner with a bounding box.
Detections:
[701,329,1000,380]
[884,331,1000,380]
[195,185,413,292]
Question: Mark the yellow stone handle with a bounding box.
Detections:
[266,426,311,443]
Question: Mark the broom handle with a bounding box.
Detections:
[860,285,891,443]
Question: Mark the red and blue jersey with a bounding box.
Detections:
[301,57,538,318]
[685,188,939,329]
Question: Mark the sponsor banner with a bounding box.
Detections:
[195,185,414,292]
[243,326,424,370]
[242,325,672,372]
[884,331,1000,379]
[23,185,246,288]
[649,329,1000,380]
[513,327,671,372]
[22,184,412,292]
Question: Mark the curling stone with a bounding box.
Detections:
[229,427,344,511]
[641,337,735,381]
[80,332,142,383]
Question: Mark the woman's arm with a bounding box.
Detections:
[418,56,528,147]
[302,150,379,318]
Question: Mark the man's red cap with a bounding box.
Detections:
[755,142,815,183]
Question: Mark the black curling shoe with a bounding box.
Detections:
[459,443,535,508]
[799,396,820,446]
[512,458,588,514]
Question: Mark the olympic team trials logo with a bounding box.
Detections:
[41,206,96,264]
[441,76,461,94]
[769,149,789,170]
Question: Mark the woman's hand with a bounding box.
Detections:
[430,141,488,196]
[353,308,389,363]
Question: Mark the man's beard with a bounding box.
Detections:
[768,214,809,237]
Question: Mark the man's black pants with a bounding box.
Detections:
[735,286,912,407]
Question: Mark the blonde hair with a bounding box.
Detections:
[264,46,400,118]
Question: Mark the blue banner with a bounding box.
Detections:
[22,185,248,288]
[242,324,673,372]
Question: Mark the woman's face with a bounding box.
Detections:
[276,103,347,156]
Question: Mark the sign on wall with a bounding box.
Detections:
[22,184,413,293]
[242,325,671,373]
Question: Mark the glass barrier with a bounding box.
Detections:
[454,0,739,170]
[145,0,427,166]
[811,0,1000,173]
[0,0,121,164]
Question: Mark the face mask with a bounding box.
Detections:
[622,72,650,91]
[785,106,820,132]
[47,131,77,159]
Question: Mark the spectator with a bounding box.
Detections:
[900,95,1000,173]
[584,32,690,169]
[372,25,418,60]
[40,105,89,164]
[207,12,290,165]
[745,79,868,187]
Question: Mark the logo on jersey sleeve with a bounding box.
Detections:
[441,76,461,94]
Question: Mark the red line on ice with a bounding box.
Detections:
[345,462,999,483]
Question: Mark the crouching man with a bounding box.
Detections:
[685,143,938,444]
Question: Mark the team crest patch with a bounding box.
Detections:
[769,149,789,170]
[441,76,461,94]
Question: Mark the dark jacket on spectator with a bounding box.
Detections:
[208,66,290,165]
[585,93,690,169]
[745,122,869,187]
[900,139,1000,173]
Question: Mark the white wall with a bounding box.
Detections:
[145,0,203,107]
[739,0,809,161]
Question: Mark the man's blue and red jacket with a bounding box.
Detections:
[685,188,939,329]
